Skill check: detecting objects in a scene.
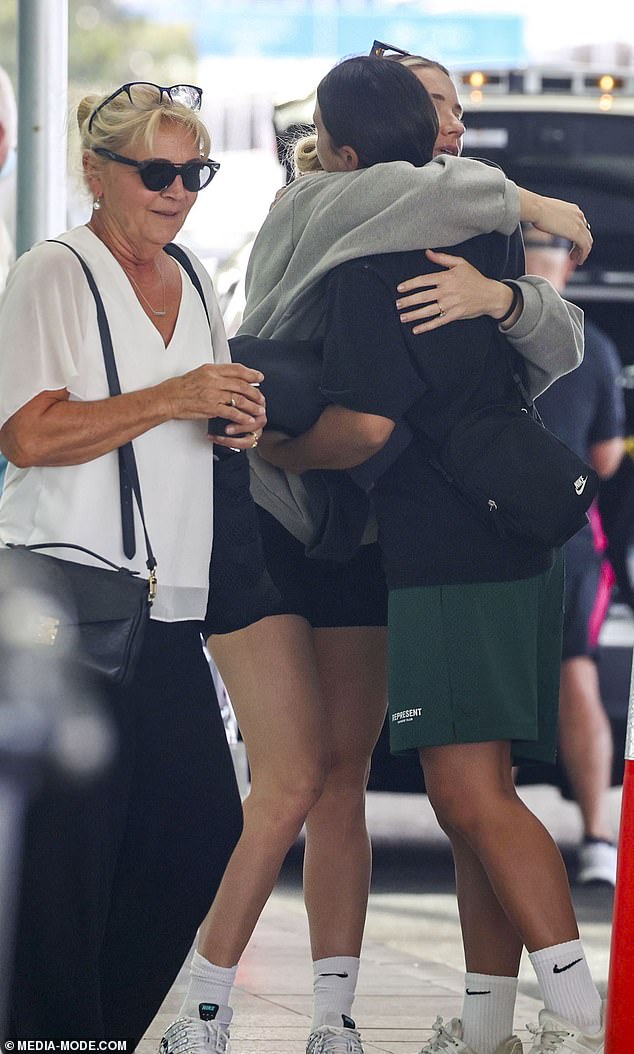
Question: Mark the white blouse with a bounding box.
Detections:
[0,225,231,622]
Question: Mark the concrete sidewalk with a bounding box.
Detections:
[140,786,618,1054]
[140,901,547,1053]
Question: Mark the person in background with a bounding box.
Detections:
[527,226,625,886]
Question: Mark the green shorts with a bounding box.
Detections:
[387,551,564,765]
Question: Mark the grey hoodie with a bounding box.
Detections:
[238,155,584,544]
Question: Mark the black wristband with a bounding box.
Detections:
[496,281,521,326]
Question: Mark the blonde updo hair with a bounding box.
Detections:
[77,84,211,165]
[293,133,322,176]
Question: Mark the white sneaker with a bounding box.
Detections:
[159,1016,231,1054]
[526,1003,605,1053]
[418,1017,523,1053]
[306,1014,364,1053]
[576,839,617,886]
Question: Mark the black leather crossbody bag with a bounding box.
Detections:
[0,242,157,686]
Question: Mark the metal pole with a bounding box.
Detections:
[16,0,68,257]
[0,781,30,1038]
[605,652,634,1049]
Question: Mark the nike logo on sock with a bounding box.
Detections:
[319,972,349,978]
[553,958,583,974]
[466,988,492,995]
[198,1003,219,1020]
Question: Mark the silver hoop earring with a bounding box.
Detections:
[92,198,102,211]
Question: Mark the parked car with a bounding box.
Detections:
[458,66,634,371]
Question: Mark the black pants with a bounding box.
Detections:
[9,620,243,1046]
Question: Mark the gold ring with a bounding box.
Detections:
[438,306,447,318]
[230,397,237,408]
[250,433,259,449]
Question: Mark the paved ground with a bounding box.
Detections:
[140,784,619,1053]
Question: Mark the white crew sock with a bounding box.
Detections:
[312,956,360,1029]
[178,950,237,1025]
[460,972,518,1054]
[529,939,602,1033]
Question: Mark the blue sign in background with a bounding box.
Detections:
[120,1,525,65]
[200,10,520,64]
[197,10,524,64]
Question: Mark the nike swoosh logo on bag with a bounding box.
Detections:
[574,476,588,495]
[319,972,349,978]
[553,958,583,973]
[466,988,492,995]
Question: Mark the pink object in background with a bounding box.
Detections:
[588,502,616,650]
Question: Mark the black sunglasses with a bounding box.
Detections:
[369,39,411,59]
[94,148,219,192]
[88,82,203,133]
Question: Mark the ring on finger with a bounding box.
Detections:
[437,302,447,318]
[230,396,237,408]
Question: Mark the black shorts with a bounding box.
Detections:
[257,506,388,629]
[204,451,290,635]
[562,526,602,661]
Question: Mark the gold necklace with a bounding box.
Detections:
[125,258,166,317]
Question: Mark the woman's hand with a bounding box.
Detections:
[165,362,265,425]
[164,361,268,451]
[269,185,291,211]
[395,250,516,334]
[210,409,268,452]
[518,189,592,264]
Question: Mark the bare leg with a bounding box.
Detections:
[421,741,579,953]
[197,615,326,966]
[442,821,523,976]
[303,626,388,959]
[558,656,614,841]
[436,819,523,1053]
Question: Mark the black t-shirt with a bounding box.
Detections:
[320,232,553,589]
[537,317,625,559]
[537,319,625,457]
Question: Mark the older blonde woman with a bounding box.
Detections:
[0,82,267,1044]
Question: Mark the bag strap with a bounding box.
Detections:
[501,332,545,427]
[163,243,237,465]
[7,541,140,575]
[50,240,156,594]
[163,242,211,327]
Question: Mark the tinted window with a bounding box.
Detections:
[462,110,634,285]
[464,111,634,159]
